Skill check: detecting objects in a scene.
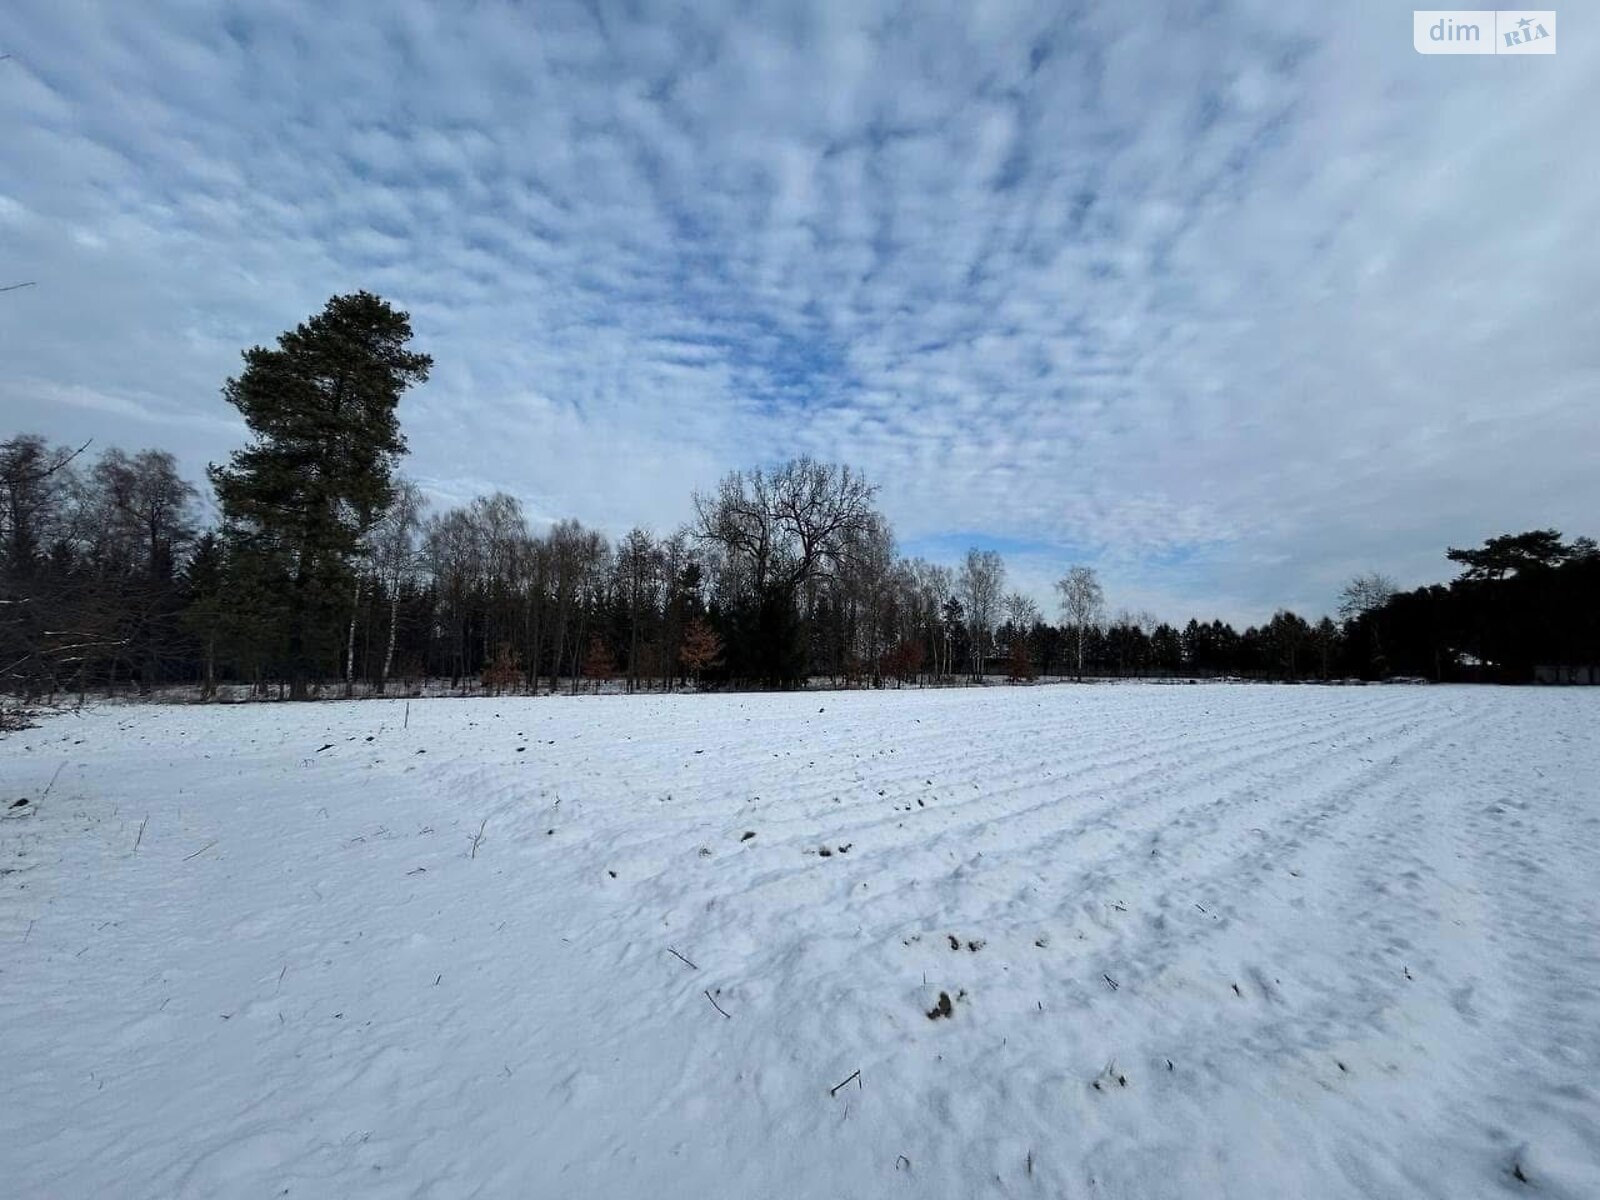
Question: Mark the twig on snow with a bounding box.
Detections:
[703,989,732,1019]
[42,761,67,798]
[183,839,218,862]
[829,1068,862,1096]
[470,818,487,859]
[133,815,148,853]
[667,946,699,970]
[1102,973,1119,991]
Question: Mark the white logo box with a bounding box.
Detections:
[1414,10,1556,54]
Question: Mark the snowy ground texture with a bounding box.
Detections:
[3,686,1598,1199]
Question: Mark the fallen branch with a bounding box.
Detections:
[703,990,732,1019]
[133,815,148,853]
[829,1068,862,1096]
[183,840,218,862]
[42,761,67,799]
[667,946,699,970]
[470,818,487,859]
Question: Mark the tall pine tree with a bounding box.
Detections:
[210,292,431,697]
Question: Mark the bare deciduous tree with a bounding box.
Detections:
[1002,591,1040,634]
[1338,572,1397,621]
[616,528,661,693]
[546,520,607,695]
[693,458,878,596]
[694,457,879,686]
[371,478,424,694]
[1056,565,1104,680]
[958,549,1004,680]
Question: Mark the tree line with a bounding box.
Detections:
[3,292,1595,701]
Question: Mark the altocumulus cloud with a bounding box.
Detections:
[1,0,1595,623]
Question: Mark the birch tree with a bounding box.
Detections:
[370,478,424,694]
[1056,565,1104,680]
[957,549,1004,680]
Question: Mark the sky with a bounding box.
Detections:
[2,2,1596,625]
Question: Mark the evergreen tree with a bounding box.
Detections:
[180,532,227,698]
[209,292,431,697]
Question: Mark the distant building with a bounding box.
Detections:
[1534,665,1598,685]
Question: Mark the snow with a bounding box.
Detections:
[2,685,1598,1199]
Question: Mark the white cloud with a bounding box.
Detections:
[1,0,1594,624]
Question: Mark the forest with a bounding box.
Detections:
[3,293,1596,702]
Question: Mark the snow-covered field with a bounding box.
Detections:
[2,685,1597,1199]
